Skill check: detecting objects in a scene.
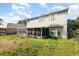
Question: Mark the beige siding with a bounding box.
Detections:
[27,11,68,28]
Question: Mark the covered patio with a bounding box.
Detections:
[49,24,63,37]
[27,24,63,38]
[27,27,49,38]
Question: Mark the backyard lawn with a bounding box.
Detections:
[0,35,79,56]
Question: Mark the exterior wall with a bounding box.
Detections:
[52,12,68,38]
[7,23,27,29]
[6,28,17,34]
[7,23,27,35]
[0,24,27,35]
[27,15,52,28]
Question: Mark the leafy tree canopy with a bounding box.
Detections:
[67,18,79,38]
[17,19,27,25]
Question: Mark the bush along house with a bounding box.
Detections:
[26,8,68,38]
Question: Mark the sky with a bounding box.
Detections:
[0,3,79,24]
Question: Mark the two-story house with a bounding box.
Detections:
[0,23,27,35]
[27,8,68,38]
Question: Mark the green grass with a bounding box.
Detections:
[0,35,79,56]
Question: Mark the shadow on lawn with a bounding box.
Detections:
[42,36,62,40]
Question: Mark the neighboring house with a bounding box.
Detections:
[27,8,68,38]
[0,23,27,35]
[7,23,27,35]
[0,24,7,35]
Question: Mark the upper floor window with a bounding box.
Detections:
[39,16,44,23]
[50,14,54,21]
[49,15,51,21]
[52,14,54,21]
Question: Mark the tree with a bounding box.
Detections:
[74,29,79,35]
[0,18,3,25]
[17,20,27,25]
[17,20,22,24]
[67,19,75,38]
[67,19,79,38]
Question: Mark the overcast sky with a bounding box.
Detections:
[0,3,79,24]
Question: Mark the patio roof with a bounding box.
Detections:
[49,24,63,28]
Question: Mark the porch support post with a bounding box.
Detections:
[41,28,42,38]
[26,29,28,36]
[55,28,58,37]
[17,29,19,35]
[49,28,51,36]
[26,29,27,35]
[33,28,34,37]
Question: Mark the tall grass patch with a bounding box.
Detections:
[0,35,79,56]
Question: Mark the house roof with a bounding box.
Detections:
[49,24,63,28]
[0,24,7,28]
[27,8,69,21]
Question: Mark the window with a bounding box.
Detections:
[50,28,56,36]
[51,14,54,21]
[51,31,55,36]
[39,16,44,23]
[49,15,51,21]
[49,14,54,21]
